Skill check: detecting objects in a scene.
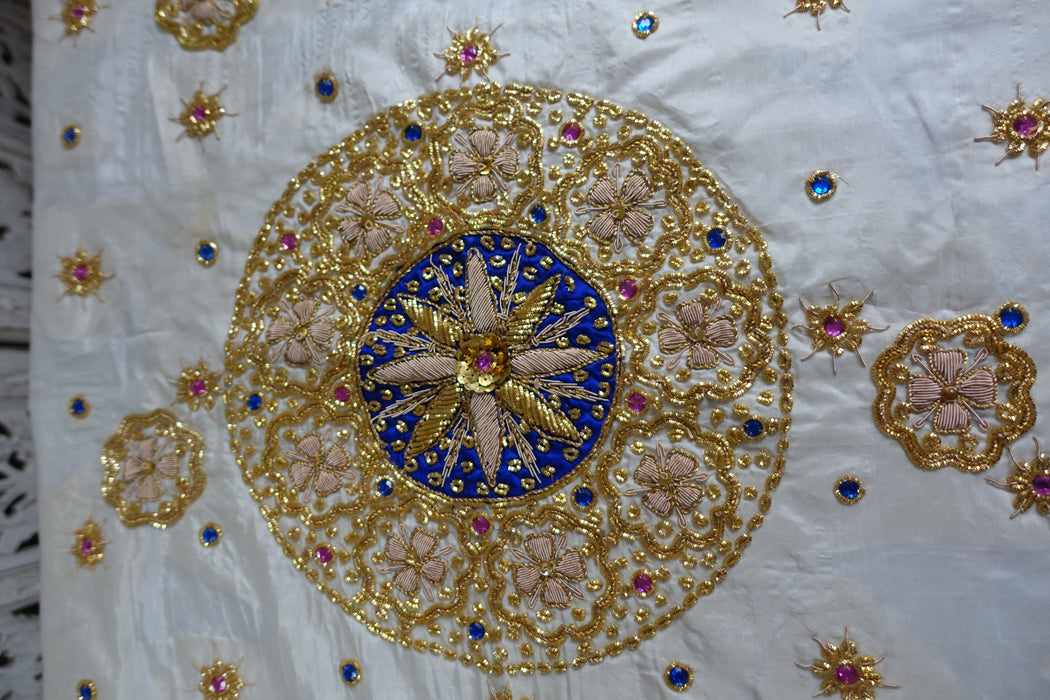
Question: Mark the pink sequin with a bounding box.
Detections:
[561,123,582,142]
[633,572,653,595]
[315,546,333,564]
[1013,114,1039,137]
[80,539,93,553]
[427,217,444,236]
[627,392,648,413]
[618,278,639,300]
[280,233,298,251]
[190,379,208,396]
[333,386,351,403]
[1032,474,1050,496]
[73,5,86,19]
[73,264,90,281]
[191,106,208,123]
[210,676,227,693]
[472,516,490,535]
[834,664,860,686]
[460,45,478,63]
[823,316,846,337]
[475,352,494,371]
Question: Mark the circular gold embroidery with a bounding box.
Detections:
[224,83,791,673]
[154,0,257,52]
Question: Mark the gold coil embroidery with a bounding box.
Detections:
[975,84,1050,170]
[986,438,1050,524]
[155,0,257,52]
[795,284,888,374]
[796,627,900,699]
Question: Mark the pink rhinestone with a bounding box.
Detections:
[280,233,298,251]
[427,217,444,236]
[210,676,227,693]
[333,386,351,403]
[190,379,208,396]
[1013,114,1039,137]
[80,539,93,553]
[191,106,208,122]
[475,352,494,371]
[834,664,860,686]
[633,572,653,595]
[73,5,86,18]
[73,264,90,281]
[460,45,478,63]
[618,278,639,300]
[823,316,846,337]
[1032,474,1050,496]
[472,516,490,535]
[561,123,582,142]
[627,392,648,413]
[315,545,333,564]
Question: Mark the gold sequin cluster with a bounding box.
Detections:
[155,0,258,52]
[223,83,792,674]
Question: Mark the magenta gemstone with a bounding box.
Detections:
[280,233,298,251]
[1012,114,1039,136]
[835,664,860,686]
[315,546,333,564]
[472,516,490,535]
[191,106,208,122]
[823,316,846,337]
[80,539,93,553]
[561,123,582,142]
[73,5,86,18]
[627,391,648,413]
[427,217,444,236]
[333,386,351,403]
[475,352,494,371]
[190,379,208,396]
[73,264,90,281]
[460,45,478,63]
[618,278,639,300]
[1031,474,1050,496]
[633,572,653,595]
[210,675,227,693]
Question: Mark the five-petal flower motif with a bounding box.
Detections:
[449,128,519,203]
[624,445,710,527]
[907,348,996,434]
[335,180,405,256]
[283,429,355,501]
[265,298,335,366]
[657,297,738,370]
[123,436,181,501]
[975,84,1050,170]
[510,532,587,609]
[380,526,453,601]
[574,166,666,252]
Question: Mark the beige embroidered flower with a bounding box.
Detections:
[624,445,710,527]
[449,128,519,203]
[283,429,355,501]
[123,437,180,501]
[574,166,666,252]
[657,297,737,370]
[266,298,335,366]
[908,348,996,435]
[510,532,587,609]
[180,0,232,25]
[380,526,453,601]
[335,180,405,256]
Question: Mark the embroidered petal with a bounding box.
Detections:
[907,375,942,411]
[676,300,707,329]
[665,449,699,479]
[372,190,402,219]
[491,146,519,179]
[469,129,498,158]
[620,172,654,207]
[586,210,619,244]
[466,249,498,333]
[296,433,324,458]
[621,208,655,242]
[410,528,439,558]
[266,317,294,343]
[658,325,689,355]
[553,549,586,581]
[370,354,457,385]
[405,383,463,458]
[675,484,705,512]
[642,489,674,517]
[585,178,618,208]
[123,456,149,480]
[292,299,320,324]
[634,453,662,488]
[285,338,310,366]
[314,469,341,496]
[343,182,371,211]
[393,566,421,595]
[934,401,970,433]
[504,276,561,347]
[513,564,542,596]
[688,344,720,370]
[419,557,448,586]
[135,475,162,501]
[398,296,468,347]
[289,462,314,490]
[154,453,181,479]
[705,317,738,348]
[385,535,408,564]
[498,379,579,443]
[523,533,556,563]
[472,173,497,202]
[306,318,335,350]
[510,348,603,377]
[323,444,350,470]
[450,151,482,180]
[930,348,966,384]
[957,367,996,407]
[469,392,503,485]
[363,227,392,256]
[541,578,572,608]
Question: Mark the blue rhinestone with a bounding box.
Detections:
[530,205,547,224]
[352,284,368,301]
[79,685,93,700]
[706,228,727,249]
[201,527,219,544]
[469,622,486,640]
[71,398,86,415]
[837,480,861,501]
[316,77,335,97]
[743,419,763,438]
[341,663,359,683]
[810,175,833,196]
[63,128,78,144]
[198,244,215,261]
[999,306,1024,329]
[376,478,393,496]
[667,665,690,688]
[573,487,594,508]
[636,15,654,33]
[247,394,262,411]
[404,123,423,142]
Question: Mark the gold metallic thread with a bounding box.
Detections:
[155,0,257,52]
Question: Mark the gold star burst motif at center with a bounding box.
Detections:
[987,438,1050,525]
[435,23,509,82]
[367,247,607,487]
[797,628,900,699]
[50,1,108,39]
[170,84,236,147]
[794,284,888,374]
[783,0,850,30]
[55,248,113,302]
[975,84,1050,170]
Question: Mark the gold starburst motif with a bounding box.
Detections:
[169,354,223,413]
[155,0,258,52]
[794,284,888,374]
[50,1,108,39]
[987,438,1050,525]
[170,84,235,147]
[488,680,533,700]
[975,84,1050,170]
[193,657,251,699]
[55,248,113,302]
[70,519,109,569]
[783,0,850,30]
[797,628,899,699]
[434,23,509,82]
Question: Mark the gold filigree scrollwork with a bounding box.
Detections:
[155,0,257,52]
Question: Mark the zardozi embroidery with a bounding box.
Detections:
[975,84,1050,170]
[56,249,113,302]
[50,1,107,39]
[986,438,1050,526]
[171,84,235,147]
[435,23,509,82]
[795,285,888,374]
[155,0,258,51]
[797,628,899,699]
[784,0,850,31]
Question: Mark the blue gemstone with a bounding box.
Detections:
[706,228,727,249]
[247,394,262,411]
[667,665,690,688]
[316,77,335,97]
[63,128,78,144]
[376,478,393,496]
[71,398,86,415]
[352,284,368,301]
[999,306,1024,329]
[341,663,359,683]
[201,527,219,544]
[573,487,594,508]
[837,480,861,501]
[743,419,763,438]
[404,123,423,142]
[530,205,547,224]
[79,685,93,700]
[810,175,833,196]
[198,244,215,261]
[469,622,486,640]
[636,15,654,33]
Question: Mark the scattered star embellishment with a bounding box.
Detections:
[488,681,533,700]
[193,656,252,699]
[435,22,509,82]
[70,519,109,569]
[797,628,900,699]
[50,0,108,39]
[794,284,889,374]
[975,84,1050,170]
[784,0,850,30]
[987,438,1050,525]
[55,248,113,302]
[171,84,235,147]
[169,353,223,414]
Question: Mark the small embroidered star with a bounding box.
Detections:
[70,519,110,569]
[783,0,850,31]
[169,353,223,414]
[55,248,113,302]
[50,0,109,39]
[170,83,236,148]
[434,22,509,83]
[793,284,889,374]
[796,628,900,699]
[192,656,252,699]
[975,84,1050,170]
[987,438,1050,525]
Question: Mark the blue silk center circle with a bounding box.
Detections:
[359,232,617,501]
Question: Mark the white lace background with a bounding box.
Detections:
[30,1,1050,698]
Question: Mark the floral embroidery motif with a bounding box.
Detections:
[796,628,900,699]
[170,84,235,147]
[380,526,453,601]
[265,298,335,366]
[871,314,1035,472]
[975,84,1050,170]
[194,656,251,699]
[435,23,509,82]
[55,248,113,302]
[511,533,587,609]
[170,354,222,413]
[658,297,737,370]
[50,1,107,39]
[783,0,850,30]
[70,519,109,569]
[155,0,258,52]
[335,180,405,255]
[624,445,710,526]
[987,438,1050,525]
[795,285,889,374]
[282,428,355,501]
[574,166,666,252]
[450,128,520,203]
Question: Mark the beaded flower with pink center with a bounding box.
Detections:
[975,84,1050,170]
[987,438,1050,525]
[435,23,509,83]
[193,657,251,699]
[783,0,850,30]
[50,0,108,39]
[796,628,899,699]
[70,519,109,569]
[170,83,235,147]
[169,354,222,414]
[55,248,113,302]
[794,284,888,374]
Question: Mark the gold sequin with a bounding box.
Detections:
[795,284,888,374]
[986,438,1050,524]
[434,23,509,82]
[194,656,251,698]
[796,628,900,699]
[155,0,257,52]
[975,84,1050,170]
[169,354,223,413]
[55,249,113,302]
[70,519,109,569]
[170,84,235,147]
